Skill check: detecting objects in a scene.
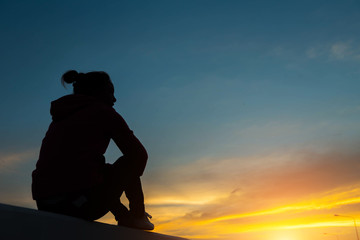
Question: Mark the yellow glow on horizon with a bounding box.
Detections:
[146,196,217,206]
[195,186,360,225]
[148,183,360,240]
[272,233,299,240]
[98,159,360,240]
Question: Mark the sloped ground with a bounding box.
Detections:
[0,203,187,240]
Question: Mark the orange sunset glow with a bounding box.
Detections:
[96,149,360,240]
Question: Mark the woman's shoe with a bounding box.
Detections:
[118,212,154,230]
[131,212,154,230]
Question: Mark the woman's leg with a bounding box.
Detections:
[106,157,153,229]
[124,176,145,218]
[105,157,146,219]
[36,156,151,228]
[35,192,109,221]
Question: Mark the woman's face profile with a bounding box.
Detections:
[102,82,116,106]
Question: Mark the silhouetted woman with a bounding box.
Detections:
[32,70,154,230]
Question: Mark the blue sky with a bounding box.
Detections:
[1,1,360,239]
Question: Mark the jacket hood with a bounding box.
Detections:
[50,94,100,121]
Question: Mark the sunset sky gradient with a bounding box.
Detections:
[1,1,360,240]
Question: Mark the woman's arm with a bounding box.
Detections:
[109,109,148,176]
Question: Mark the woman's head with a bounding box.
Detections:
[61,70,116,106]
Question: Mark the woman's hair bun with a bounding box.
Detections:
[60,70,112,96]
[61,70,79,85]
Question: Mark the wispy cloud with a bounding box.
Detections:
[0,149,37,172]
[139,147,360,239]
[306,40,360,61]
[306,47,325,59]
[0,149,38,208]
[330,42,352,60]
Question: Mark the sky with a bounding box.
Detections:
[0,0,360,239]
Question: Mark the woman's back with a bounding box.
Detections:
[32,94,118,199]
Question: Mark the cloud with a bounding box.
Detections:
[306,47,324,59]
[330,42,352,59]
[338,105,360,115]
[306,40,360,61]
[145,147,360,205]
[141,147,360,238]
[0,149,38,208]
[0,149,37,173]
